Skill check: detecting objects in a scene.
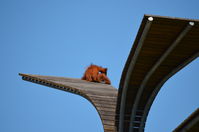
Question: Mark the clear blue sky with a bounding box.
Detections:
[0,0,198,132]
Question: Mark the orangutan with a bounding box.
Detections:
[82,64,111,84]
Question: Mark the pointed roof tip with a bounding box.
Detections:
[19,73,24,76]
[19,73,28,76]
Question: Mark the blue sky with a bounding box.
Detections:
[0,0,198,132]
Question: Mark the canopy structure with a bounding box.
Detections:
[116,15,199,132]
[19,73,118,132]
[19,15,199,132]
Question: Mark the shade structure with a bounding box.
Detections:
[19,73,118,132]
[116,15,199,132]
[19,15,199,132]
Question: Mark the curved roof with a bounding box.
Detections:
[19,73,118,132]
[19,15,199,132]
[116,15,199,132]
[173,108,199,132]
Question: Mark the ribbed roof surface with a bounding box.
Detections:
[19,73,118,132]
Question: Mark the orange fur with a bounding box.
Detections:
[82,64,111,84]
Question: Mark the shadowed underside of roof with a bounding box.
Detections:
[19,73,118,132]
[173,108,199,132]
[116,15,199,132]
